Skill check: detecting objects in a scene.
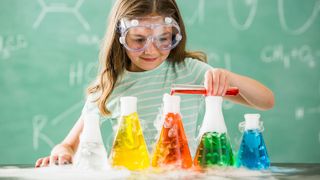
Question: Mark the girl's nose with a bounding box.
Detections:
[144,39,158,54]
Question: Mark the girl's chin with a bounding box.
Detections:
[141,63,161,71]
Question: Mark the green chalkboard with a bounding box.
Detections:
[0,0,319,164]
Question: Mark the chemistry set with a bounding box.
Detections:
[73,84,270,171]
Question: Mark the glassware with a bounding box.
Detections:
[236,114,270,170]
[110,96,150,170]
[194,96,235,168]
[73,113,110,171]
[170,84,239,96]
[151,94,192,169]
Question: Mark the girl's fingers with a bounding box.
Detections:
[222,77,230,96]
[35,158,43,168]
[204,70,213,96]
[58,154,72,165]
[40,157,50,167]
[206,69,231,96]
[218,72,227,96]
[63,154,73,164]
[49,155,59,166]
[212,70,218,96]
[36,154,72,167]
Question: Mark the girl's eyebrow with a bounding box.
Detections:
[129,32,172,37]
[130,34,147,38]
[159,32,171,36]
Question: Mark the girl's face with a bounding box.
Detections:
[124,16,173,72]
[126,43,170,72]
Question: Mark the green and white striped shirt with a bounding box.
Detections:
[82,58,213,156]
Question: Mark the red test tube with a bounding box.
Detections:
[170,84,239,96]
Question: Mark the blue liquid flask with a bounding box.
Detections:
[236,114,270,170]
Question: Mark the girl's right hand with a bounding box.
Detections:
[35,144,74,168]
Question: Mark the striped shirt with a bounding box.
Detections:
[82,58,213,156]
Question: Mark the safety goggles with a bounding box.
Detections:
[118,16,182,52]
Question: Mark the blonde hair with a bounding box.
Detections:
[88,0,207,116]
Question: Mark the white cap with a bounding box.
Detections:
[120,96,137,116]
[244,113,261,130]
[163,93,180,114]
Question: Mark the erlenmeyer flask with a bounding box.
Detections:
[110,96,150,170]
[236,114,270,170]
[194,96,235,168]
[152,94,192,169]
[73,113,110,171]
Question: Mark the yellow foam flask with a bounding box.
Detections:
[110,96,150,170]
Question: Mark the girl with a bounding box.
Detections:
[35,0,274,168]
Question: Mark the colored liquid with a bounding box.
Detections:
[194,132,235,167]
[110,112,150,170]
[152,113,192,169]
[170,87,239,96]
[236,129,270,170]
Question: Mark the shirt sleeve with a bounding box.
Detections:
[81,91,101,116]
[184,58,213,85]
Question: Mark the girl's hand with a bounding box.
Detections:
[35,144,74,168]
[204,68,231,96]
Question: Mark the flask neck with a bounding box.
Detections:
[163,94,180,114]
[81,114,103,143]
[238,114,264,132]
[120,96,137,116]
[200,96,227,135]
[244,113,261,130]
[205,96,223,111]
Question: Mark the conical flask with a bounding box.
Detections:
[236,114,270,170]
[194,96,235,168]
[110,96,150,170]
[152,94,192,169]
[73,113,110,171]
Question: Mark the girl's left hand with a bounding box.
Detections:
[204,68,231,96]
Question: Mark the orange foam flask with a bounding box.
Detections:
[151,94,192,169]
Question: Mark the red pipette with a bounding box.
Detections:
[170,84,239,96]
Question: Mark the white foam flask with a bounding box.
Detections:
[73,113,110,171]
[198,96,226,137]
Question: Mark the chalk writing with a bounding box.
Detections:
[295,105,320,120]
[0,34,27,59]
[32,115,55,150]
[77,33,100,47]
[227,0,257,30]
[69,61,97,86]
[33,0,90,31]
[184,0,205,25]
[278,0,320,35]
[261,44,317,69]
